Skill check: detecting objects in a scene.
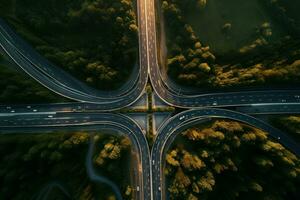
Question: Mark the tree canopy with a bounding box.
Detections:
[165,120,300,200]
[0,132,134,200]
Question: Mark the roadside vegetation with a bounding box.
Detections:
[93,134,135,200]
[0,131,134,200]
[270,115,300,143]
[0,0,138,90]
[164,120,300,200]
[161,0,300,89]
[0,53,66,104]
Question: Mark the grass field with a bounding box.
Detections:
[186,0,287,55]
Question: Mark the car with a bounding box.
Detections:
[179,116,185,120]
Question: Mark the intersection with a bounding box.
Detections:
[0,0,300,199]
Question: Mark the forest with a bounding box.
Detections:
[0,131,134,200]
[0,53,65,104]
[162,0,300,89]
[271,115,300,143]
[165,120,300,200]
[0,0,138,90]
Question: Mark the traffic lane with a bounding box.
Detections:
[235,104,300,115]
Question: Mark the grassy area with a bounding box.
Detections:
[0,53,67,104]
[186,0,286,54]
[164,119,300,200]
[0,131,134,200]
[162,0,300,89]
[0,0,138,90]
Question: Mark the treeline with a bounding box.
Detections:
[0,0,138,90]
[271,115,300,143]
[162,0,300,89]
[165,120,300,200]
[0,131,133,200]
[162,0,216,87]
[0,58,65,104]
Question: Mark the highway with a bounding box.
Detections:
[151,108,300,200]
[1,0,300,199]
[0,0,148,110]
[0,112,151,200]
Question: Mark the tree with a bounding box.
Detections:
[181,151,205,171]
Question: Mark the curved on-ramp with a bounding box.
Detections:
[0,0,148,110]
[151,108,300,200]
